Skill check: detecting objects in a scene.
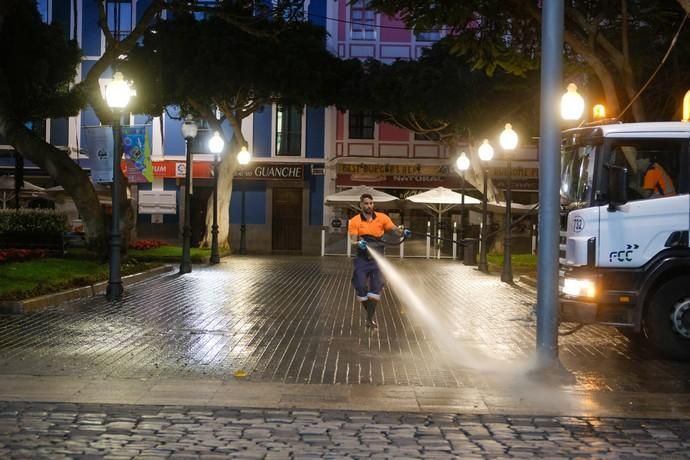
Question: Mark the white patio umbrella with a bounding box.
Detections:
[325,185,399,209]
[0,175,46,209]
[405,186,480,221]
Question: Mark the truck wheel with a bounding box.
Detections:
[644,277,690,360]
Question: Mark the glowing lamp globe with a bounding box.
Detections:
[499,123,518,151]
[456,152,470,171]
[561,83,585,120]
[237,146,251,165]
[208,131,224,154]
[478,139,494,162]
[683,89,690,122]
[105,72,131,109]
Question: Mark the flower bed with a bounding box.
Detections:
[0,249,47,264]
[129,239,166,250]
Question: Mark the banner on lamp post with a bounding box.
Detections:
[121,126,153,183]
[84,126,114,183]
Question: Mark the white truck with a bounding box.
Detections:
[559,121,690,360]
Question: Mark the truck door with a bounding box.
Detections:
[599,139,688,268]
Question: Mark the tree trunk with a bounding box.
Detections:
[199,131,244,250]
[0,115,107,253]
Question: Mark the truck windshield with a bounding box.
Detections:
[561,144,595,209]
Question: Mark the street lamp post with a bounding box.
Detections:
[237,146,251,254]
[104,72,131,301]
[499,123,518,284]
[477,139,494,273]
[455,151,470,261]
[180,115,198,274]
[208,131,225,265]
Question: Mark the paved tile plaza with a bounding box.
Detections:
[0,257,688,391]
[1,256,690,458]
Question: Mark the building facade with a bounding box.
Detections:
[1,0,537,255]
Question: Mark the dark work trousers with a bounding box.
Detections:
[352,256,382,321]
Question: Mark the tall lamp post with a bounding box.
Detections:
[455,151,470,261]
[237,146,251,254]
[208,131,225,265]
[105,72,131,301]
[499,123,518,284]
[477,139,494,273]
[180,115,198,274]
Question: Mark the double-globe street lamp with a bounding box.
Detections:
[477,139,494,273]
[180,115,198,274]
[455,152,470,261]
[105,72,132,301]
[236,146,251,254]
[499,123,519,284]
[208,131,225,265]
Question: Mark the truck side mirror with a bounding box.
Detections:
[607,164,628,211]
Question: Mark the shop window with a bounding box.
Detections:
[350,0,376,40]
[276,105,302,156]
[349,111,374,139]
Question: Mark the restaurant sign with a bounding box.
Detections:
[235,164,303,180]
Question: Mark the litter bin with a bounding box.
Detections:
[463,238,478,266]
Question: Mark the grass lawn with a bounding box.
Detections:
[487,253,537,277]
[128,246,230,263]
[0,258,160,301]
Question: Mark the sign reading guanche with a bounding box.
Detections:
[235,164,304,180]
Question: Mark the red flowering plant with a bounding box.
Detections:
[0,249,48,264]
[129,239,166,250]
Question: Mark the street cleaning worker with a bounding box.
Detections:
[348,193,410,328]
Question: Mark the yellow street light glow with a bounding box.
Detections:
[593,104,606,119]
[237,146,251,165]
[456,151,470,171]
[105,72,131,109]
[561,83,585,120]
[683,89,690,122]
[478,139,494,162]
[499,123,518,150]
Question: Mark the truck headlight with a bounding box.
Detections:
[562,277,596,298]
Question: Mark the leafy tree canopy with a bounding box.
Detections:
[0,0,82,121]
[123,12,359,117]
[348,41,539,144]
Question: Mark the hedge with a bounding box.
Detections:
[0,209,68,234]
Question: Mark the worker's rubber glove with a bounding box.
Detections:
[358,239,368,251]
[403,229,412,239]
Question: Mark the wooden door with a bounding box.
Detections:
[272,188,302,251]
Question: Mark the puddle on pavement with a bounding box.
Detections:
[368,248,576,409]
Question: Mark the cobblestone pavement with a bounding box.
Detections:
[0,256,689,393]
[1,401,690,459]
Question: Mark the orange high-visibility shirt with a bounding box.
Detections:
[643,163,675,196]
[348,212,396,238]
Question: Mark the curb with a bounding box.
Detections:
[0,265,174,314]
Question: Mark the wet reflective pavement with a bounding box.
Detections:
[1,256,690,457]
[0,257,688,392]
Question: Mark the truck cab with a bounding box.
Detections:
[559,122,690,360]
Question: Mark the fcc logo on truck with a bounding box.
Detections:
[572,216,585,233]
